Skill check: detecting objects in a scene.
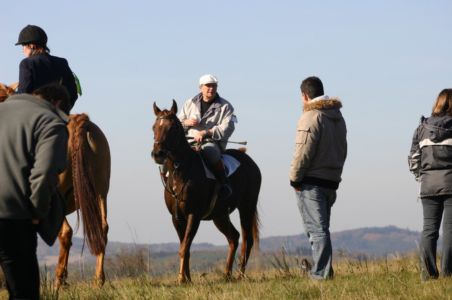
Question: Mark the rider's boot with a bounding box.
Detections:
[213,160,232,199]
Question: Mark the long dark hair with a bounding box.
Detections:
[432,89,452,117]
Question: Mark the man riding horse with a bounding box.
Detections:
[178,74,237,199]
[152,100,261,282]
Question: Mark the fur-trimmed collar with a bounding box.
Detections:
[304,96,342,112]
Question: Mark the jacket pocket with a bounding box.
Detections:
[296,129,310,144]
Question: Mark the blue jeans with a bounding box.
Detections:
[421,196,452,278]
[295,184,336,279]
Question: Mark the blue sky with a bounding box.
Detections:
[1,1,452,245]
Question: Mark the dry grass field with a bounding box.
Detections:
[2,252,452,299]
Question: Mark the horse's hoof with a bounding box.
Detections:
[178,277,192,285]
[237,272,248,280]
[177,275,187,285]
[94,278,105,287]
[222,272,233,282]
[54,279,69,289]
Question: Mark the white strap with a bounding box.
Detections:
[419,138,452,149]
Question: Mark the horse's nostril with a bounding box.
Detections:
[152,150,166,159]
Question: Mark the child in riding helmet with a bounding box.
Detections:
[15,24,78,114]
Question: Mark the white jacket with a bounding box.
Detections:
[178,93,236,150]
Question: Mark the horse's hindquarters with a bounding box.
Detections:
[86,121,111,194]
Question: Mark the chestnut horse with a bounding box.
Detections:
[0,83,110,287]
[152,100,261,283]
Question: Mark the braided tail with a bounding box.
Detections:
[70,114,106,255]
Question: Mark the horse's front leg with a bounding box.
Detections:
[178,213,200,284]
[55,218,72,288]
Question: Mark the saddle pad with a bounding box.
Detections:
[203,154,241,180]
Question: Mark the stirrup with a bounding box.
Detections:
[218,183,232,199]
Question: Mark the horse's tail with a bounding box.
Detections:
[227,148,261,251]
[252,206,260,251]
[69,114,106,255]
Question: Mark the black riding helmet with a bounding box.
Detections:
[15,25,48,47]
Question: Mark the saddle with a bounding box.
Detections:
[188,138,240,178]
[200,154,240,180]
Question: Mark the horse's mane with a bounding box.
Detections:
[158,109,174,118]
[159,109,182,125]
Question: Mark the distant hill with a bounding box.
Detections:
[37,225,421,265]
[260,225,421,256]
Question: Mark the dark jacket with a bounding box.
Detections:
[0,94,68,219]
[289,96,347,190]
[409,115,452,197]
[17,53,78,110]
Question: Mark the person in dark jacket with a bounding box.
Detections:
[409,88,452,280]
[0,84,69,299]
[15,24,78,114]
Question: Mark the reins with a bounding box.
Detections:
[158,162,188,221]
[158,165,177,206]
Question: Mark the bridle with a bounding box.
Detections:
[153,114,183,156]
[153,113,186,220]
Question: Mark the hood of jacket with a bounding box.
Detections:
[422,115,452,143]
[304,95,343,120]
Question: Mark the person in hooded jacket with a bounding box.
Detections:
[289,76,347,280]
[409,88,452,280]
[15,24,78,114]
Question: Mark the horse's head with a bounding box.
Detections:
[0,83,18,103]
[152,100,185,164]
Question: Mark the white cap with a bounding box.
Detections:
[199,74,218,86]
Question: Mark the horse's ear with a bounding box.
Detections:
[153,102,161,115]
[170,99,178,114]
[9,82,19,91]
[0,83,5,90]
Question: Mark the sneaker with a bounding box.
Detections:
[419,255,438,281]
[309,273,326,281]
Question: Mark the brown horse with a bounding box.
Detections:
[0,83,110,287]
[0,82,18,100]
[152,100,261,283]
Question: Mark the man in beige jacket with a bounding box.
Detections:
[289,76,347,280]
